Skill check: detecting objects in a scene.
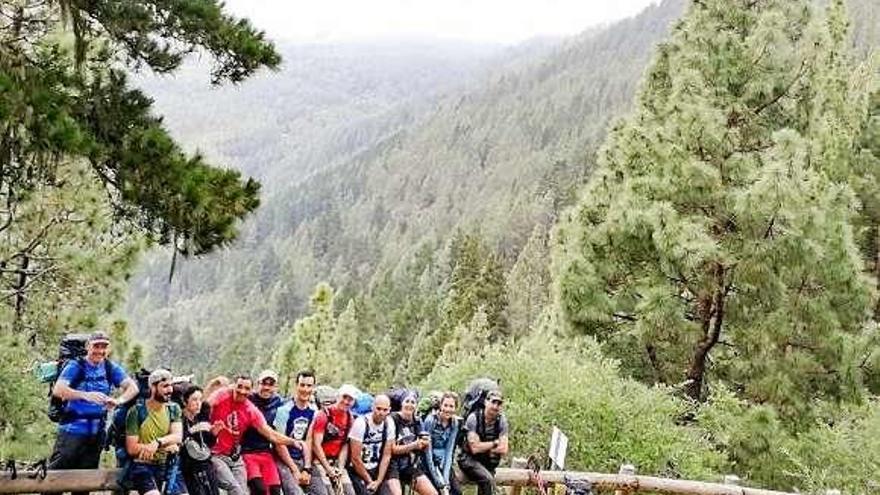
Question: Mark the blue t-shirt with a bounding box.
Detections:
[58,359,127,436]
[273,400,316,460]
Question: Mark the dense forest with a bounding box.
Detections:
[3,0,880,491]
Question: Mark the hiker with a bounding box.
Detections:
[347,394,394,495]
[457,390,508,495]
[48,331,139,495]
[311,384,358,495]
[273,370,318,495]
[178,385,219,495]
[124,369,183,495]
[241,370,286,495]
[422,393,461,495]
[209,375,302,495]
[386,391,436,495]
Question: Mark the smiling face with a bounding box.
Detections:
[401,395,417,417]
[372,395,391,423]
[258,377,277,399]
[152,380,174,403]
[295,374,315,403]
[86,341,110,363]
[439,396,456,421]
[185,389,204,415]
[233,377,253,402]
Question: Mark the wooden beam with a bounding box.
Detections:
[0,468,801,495]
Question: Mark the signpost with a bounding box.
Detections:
[548,426,569,470]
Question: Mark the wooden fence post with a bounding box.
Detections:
[509,458,528,495]
[614,464,636,495]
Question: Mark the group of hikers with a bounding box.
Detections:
[44,331,511,495]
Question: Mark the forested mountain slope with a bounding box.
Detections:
[126,0,689,375]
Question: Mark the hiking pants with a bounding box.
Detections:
[212,455,248,495]
[310,463,355,495]
[45,431,103,495]
[275,458,324,495]
[457,456,496,495]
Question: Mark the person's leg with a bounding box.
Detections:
[447,475,461,495]
[456,457,494,495]
[244,453,268,495]
[309,465,330,495]
[212,456,248,495]
[345,467,367,495]
[260,453,282,495]
[130,463,161,495]
[231,456,251,495]
[413,475,437,495]
[275,459,305,495]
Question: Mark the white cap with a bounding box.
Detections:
[338,384,360,399]
[257,369,279,383]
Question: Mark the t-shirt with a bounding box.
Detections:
[58,358,128,436]
[464,412,508,440]
[274,400,316,460]
[209,389,267,456]
[241,393,284,453]
[348,415,395,471]
[126,402,182,465]
[313,406,353,460]
[390,412,423,469]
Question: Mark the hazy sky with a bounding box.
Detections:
[223,0,660,44]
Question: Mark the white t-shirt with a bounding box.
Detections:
[349,414,396,470]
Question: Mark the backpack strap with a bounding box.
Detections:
[67,358,88,389]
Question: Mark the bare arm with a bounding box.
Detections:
[303,422,314,466]
[256,422,299,447]
[312,429,334,474]
[117,377,139,404]
[375,438,393,483]
[466,432,496,454]
[349,440,371,483]
[492,434,509,455]
[276,443,300,474]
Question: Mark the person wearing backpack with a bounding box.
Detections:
[457,391,508,495]
[347,395,394,495]
[273,370,318,495]
[209,375,302,495]
[241,370,286,495]
[178,384,219,495]
[422,393,461,495]
[47,331,139,495]
[311,384,357,495]
[386,391,436,495]
[125,369,183,495]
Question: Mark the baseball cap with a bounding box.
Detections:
[149,369,173,386]
[338,384,360,399]
[487,390,504,402]
[87,331,111,344]
[257,369,279,383]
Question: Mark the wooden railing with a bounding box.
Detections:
[0,467,804,495]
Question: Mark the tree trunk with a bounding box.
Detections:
[684,265,726,402]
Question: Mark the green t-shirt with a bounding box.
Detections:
[126,402,182,464]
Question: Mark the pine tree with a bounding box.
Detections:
[554,0,876,420]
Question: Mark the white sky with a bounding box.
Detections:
[223,0,660,44]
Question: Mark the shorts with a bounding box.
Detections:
[243,451,281,486]
[387,462,424,484]
[129,462,168,495]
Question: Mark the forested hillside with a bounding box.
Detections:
[127,0,690,379]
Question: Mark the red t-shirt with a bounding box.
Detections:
[209,389,267,456]
[313,406,352,459]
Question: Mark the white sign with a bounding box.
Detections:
[548,426,568,469]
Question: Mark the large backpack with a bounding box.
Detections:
[47,334,113,423]
[460,378,499,423]
[106,368,152,455]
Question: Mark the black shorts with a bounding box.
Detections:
[129,462,168,495]
[387,462,424,484]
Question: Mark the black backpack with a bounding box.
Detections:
[106,368,152,453]
[461,377,499,423]
[47,334,113,423]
